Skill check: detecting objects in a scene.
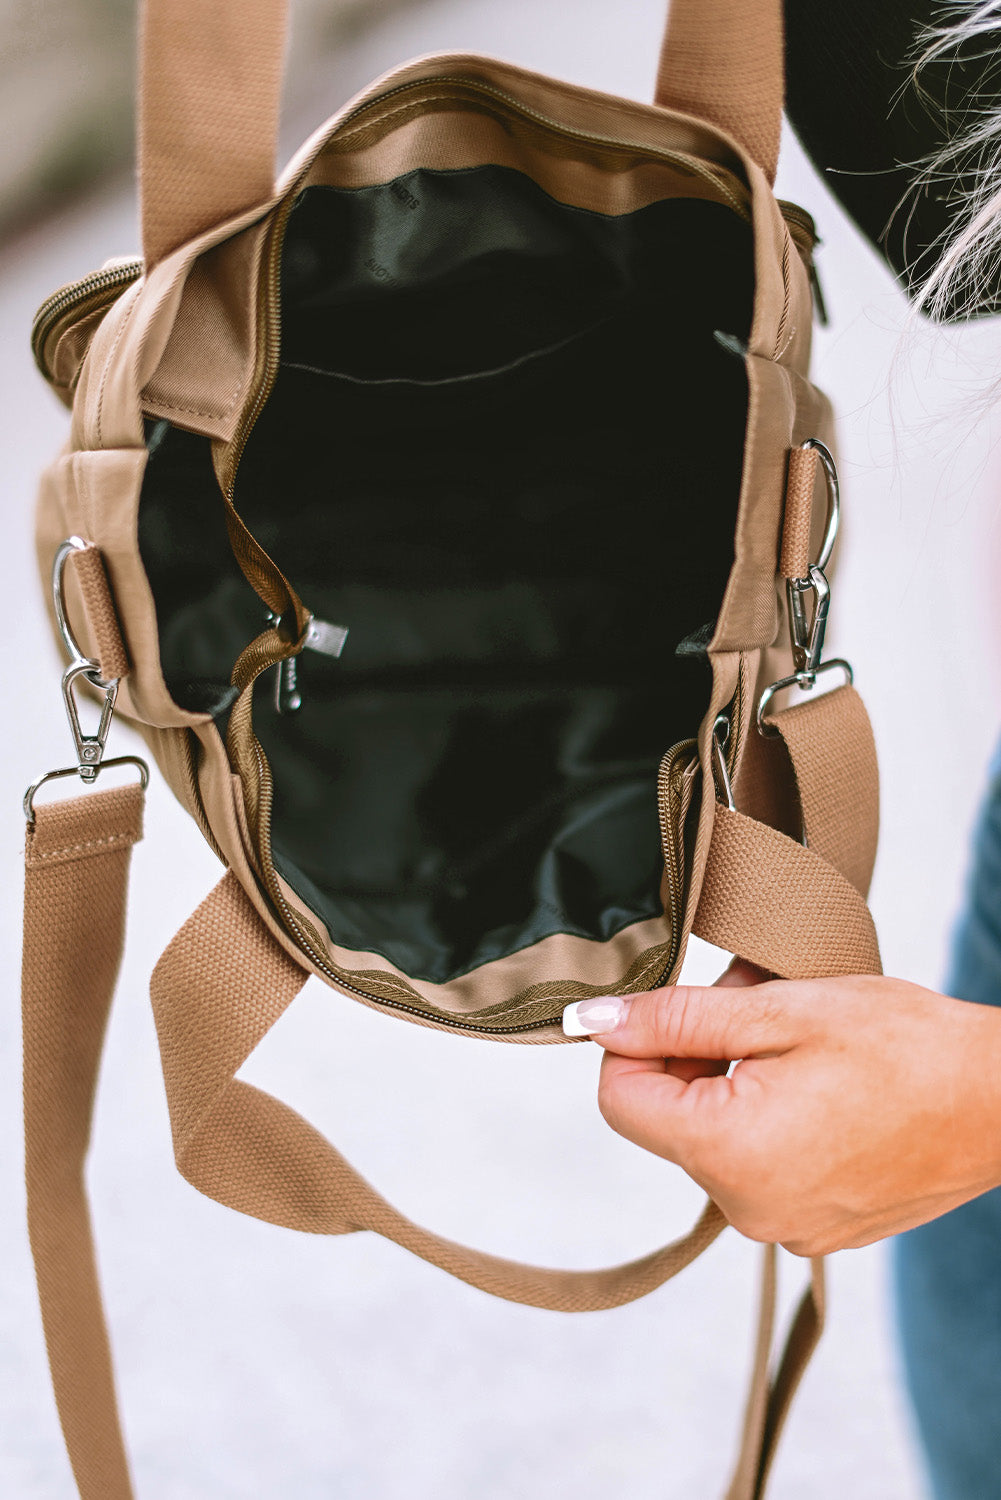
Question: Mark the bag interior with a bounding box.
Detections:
[139,164,754,985]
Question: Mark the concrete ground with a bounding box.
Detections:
[4,0,1001,1495]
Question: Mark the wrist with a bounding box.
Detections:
[957,996,1001,1194]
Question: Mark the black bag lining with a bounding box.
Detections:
[139,165,754,985]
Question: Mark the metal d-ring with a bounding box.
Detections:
[711,712,736,810]
[24,755,150,826]
[800,438,839,574]
[756,658,854,737]
[52,537,114,687]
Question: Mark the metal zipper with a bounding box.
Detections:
[250,727,566,1033]
[32,260,144,381]
[216,76,808,1027]
[222,77,819,496]
[777,199,827,324]
[657,738,698,986]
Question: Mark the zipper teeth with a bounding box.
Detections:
[729,660,746,781]
[222,198,296,500]
[333,75,754,219]
[777,200,815,233]
[656,739,697,986]
[252,737,561,1034]
[225,71,759,1022]
[32,261,143,345]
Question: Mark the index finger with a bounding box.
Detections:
[564,980,800,1060]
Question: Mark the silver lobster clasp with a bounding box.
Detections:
[24,537,149,822]
[757,440,854,736]
[787,563,831,680]
[61,658,118,781]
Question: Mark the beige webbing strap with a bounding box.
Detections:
[695,808,881,978]
[695,683,881,972]
[656,0,784,182]
[151,870,728,1309]
[699,682,877,1495]
[139,0,289,267]
[22,681,873,1496]
[22,783,145,1500]
[137,0,783,270]
[752,1256,826,1498]
[768,684,879,895]
[725,1243,778,1500]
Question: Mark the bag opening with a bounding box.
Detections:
[139,163,754,986]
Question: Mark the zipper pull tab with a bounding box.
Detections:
[304,617,349,658]
[809,259,829,327]
[272,614,349,715]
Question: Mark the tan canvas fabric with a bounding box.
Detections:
[22,709,865,1498]
[22,0,881,1493]
[22,784,144,1500]
[780,446,820,580]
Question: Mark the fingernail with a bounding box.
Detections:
[562,995,629,1037]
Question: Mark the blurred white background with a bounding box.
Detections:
[5,1,1001,1495]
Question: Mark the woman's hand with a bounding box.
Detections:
[562,966,1001,1255]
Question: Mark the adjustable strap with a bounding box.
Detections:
[22,783,144,1500]
[138,0,784,268]
[698,681,878,1498]
[695,683,881,974]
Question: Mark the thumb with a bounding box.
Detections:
[562,979,799,1060]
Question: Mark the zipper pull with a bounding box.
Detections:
[304,617,349,658]
[809,258,829,327]
[275,656,302,714]
[273,614,349,715]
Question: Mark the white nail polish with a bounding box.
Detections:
[562,995,627,1037]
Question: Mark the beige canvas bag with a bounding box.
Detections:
[23,0,881,1495]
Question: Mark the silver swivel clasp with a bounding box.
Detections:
[757,440,853,735]
[24,537,149,822]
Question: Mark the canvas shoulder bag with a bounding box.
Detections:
[23,0,881,1495]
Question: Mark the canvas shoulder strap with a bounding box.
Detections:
[139,0,783,267]
[22,680,877,1500]
[22,783,144,1500]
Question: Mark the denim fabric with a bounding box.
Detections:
[893,745,1001,1500]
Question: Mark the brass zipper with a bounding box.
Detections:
[216,76,807,1027]
[32,260,144,381]
[221,77,819,501]
[657,737,700,985]
[777,199,827,324]
[250,722,568,1033]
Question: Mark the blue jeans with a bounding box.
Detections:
[894,747,1001,1500]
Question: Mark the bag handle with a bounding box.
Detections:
[138,0,290,269]
[138,0,784,268]
[149,869,728,1309]
[655,0,784,185]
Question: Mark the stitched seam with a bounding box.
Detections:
[95,287,140,449]
[143,384,244,420]
[30,830,139,860]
